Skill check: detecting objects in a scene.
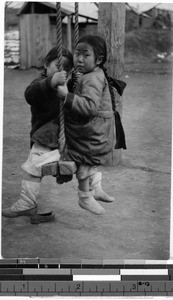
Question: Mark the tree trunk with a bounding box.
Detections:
[98,3,126,166]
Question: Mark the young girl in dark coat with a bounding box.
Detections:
[2,47,72,218]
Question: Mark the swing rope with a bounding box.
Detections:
[47,2,78,184]
[74,2,79,47]
[71,2,79,92]
[56,2,79,154]
[56,2,65,153]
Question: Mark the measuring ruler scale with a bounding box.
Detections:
[0,259,173,296]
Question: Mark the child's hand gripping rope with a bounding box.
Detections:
[72,71,82,82]
[57,71,82,97]
[57,84,68,98]
[71,70,82,92]
[51,70,67,88]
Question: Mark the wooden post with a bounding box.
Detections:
[98,3,126,166]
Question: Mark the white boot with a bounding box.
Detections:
[2,180,40,217]
[78,189,105,215]
[89,172,115,202]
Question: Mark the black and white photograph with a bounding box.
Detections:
[1,1,172,261]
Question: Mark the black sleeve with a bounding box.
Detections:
[25,75,56,106]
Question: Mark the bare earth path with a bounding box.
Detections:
[1,63,172,260]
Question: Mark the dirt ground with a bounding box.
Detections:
[1,61,172,260]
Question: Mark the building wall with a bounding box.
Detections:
[19,13,98,68]
[50,17,97,50]
[20,14,50,68]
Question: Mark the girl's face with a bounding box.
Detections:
[74,42,102,74]
[45,57,71,77]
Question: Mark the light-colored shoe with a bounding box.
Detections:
[78,190,105,215]
[94,188,115,203]
[2,205,37,218]
[90,172,115,202]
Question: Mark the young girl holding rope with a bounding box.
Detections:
[2,43,115,220]
[60,35,125,215]
[2,47,73,220]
